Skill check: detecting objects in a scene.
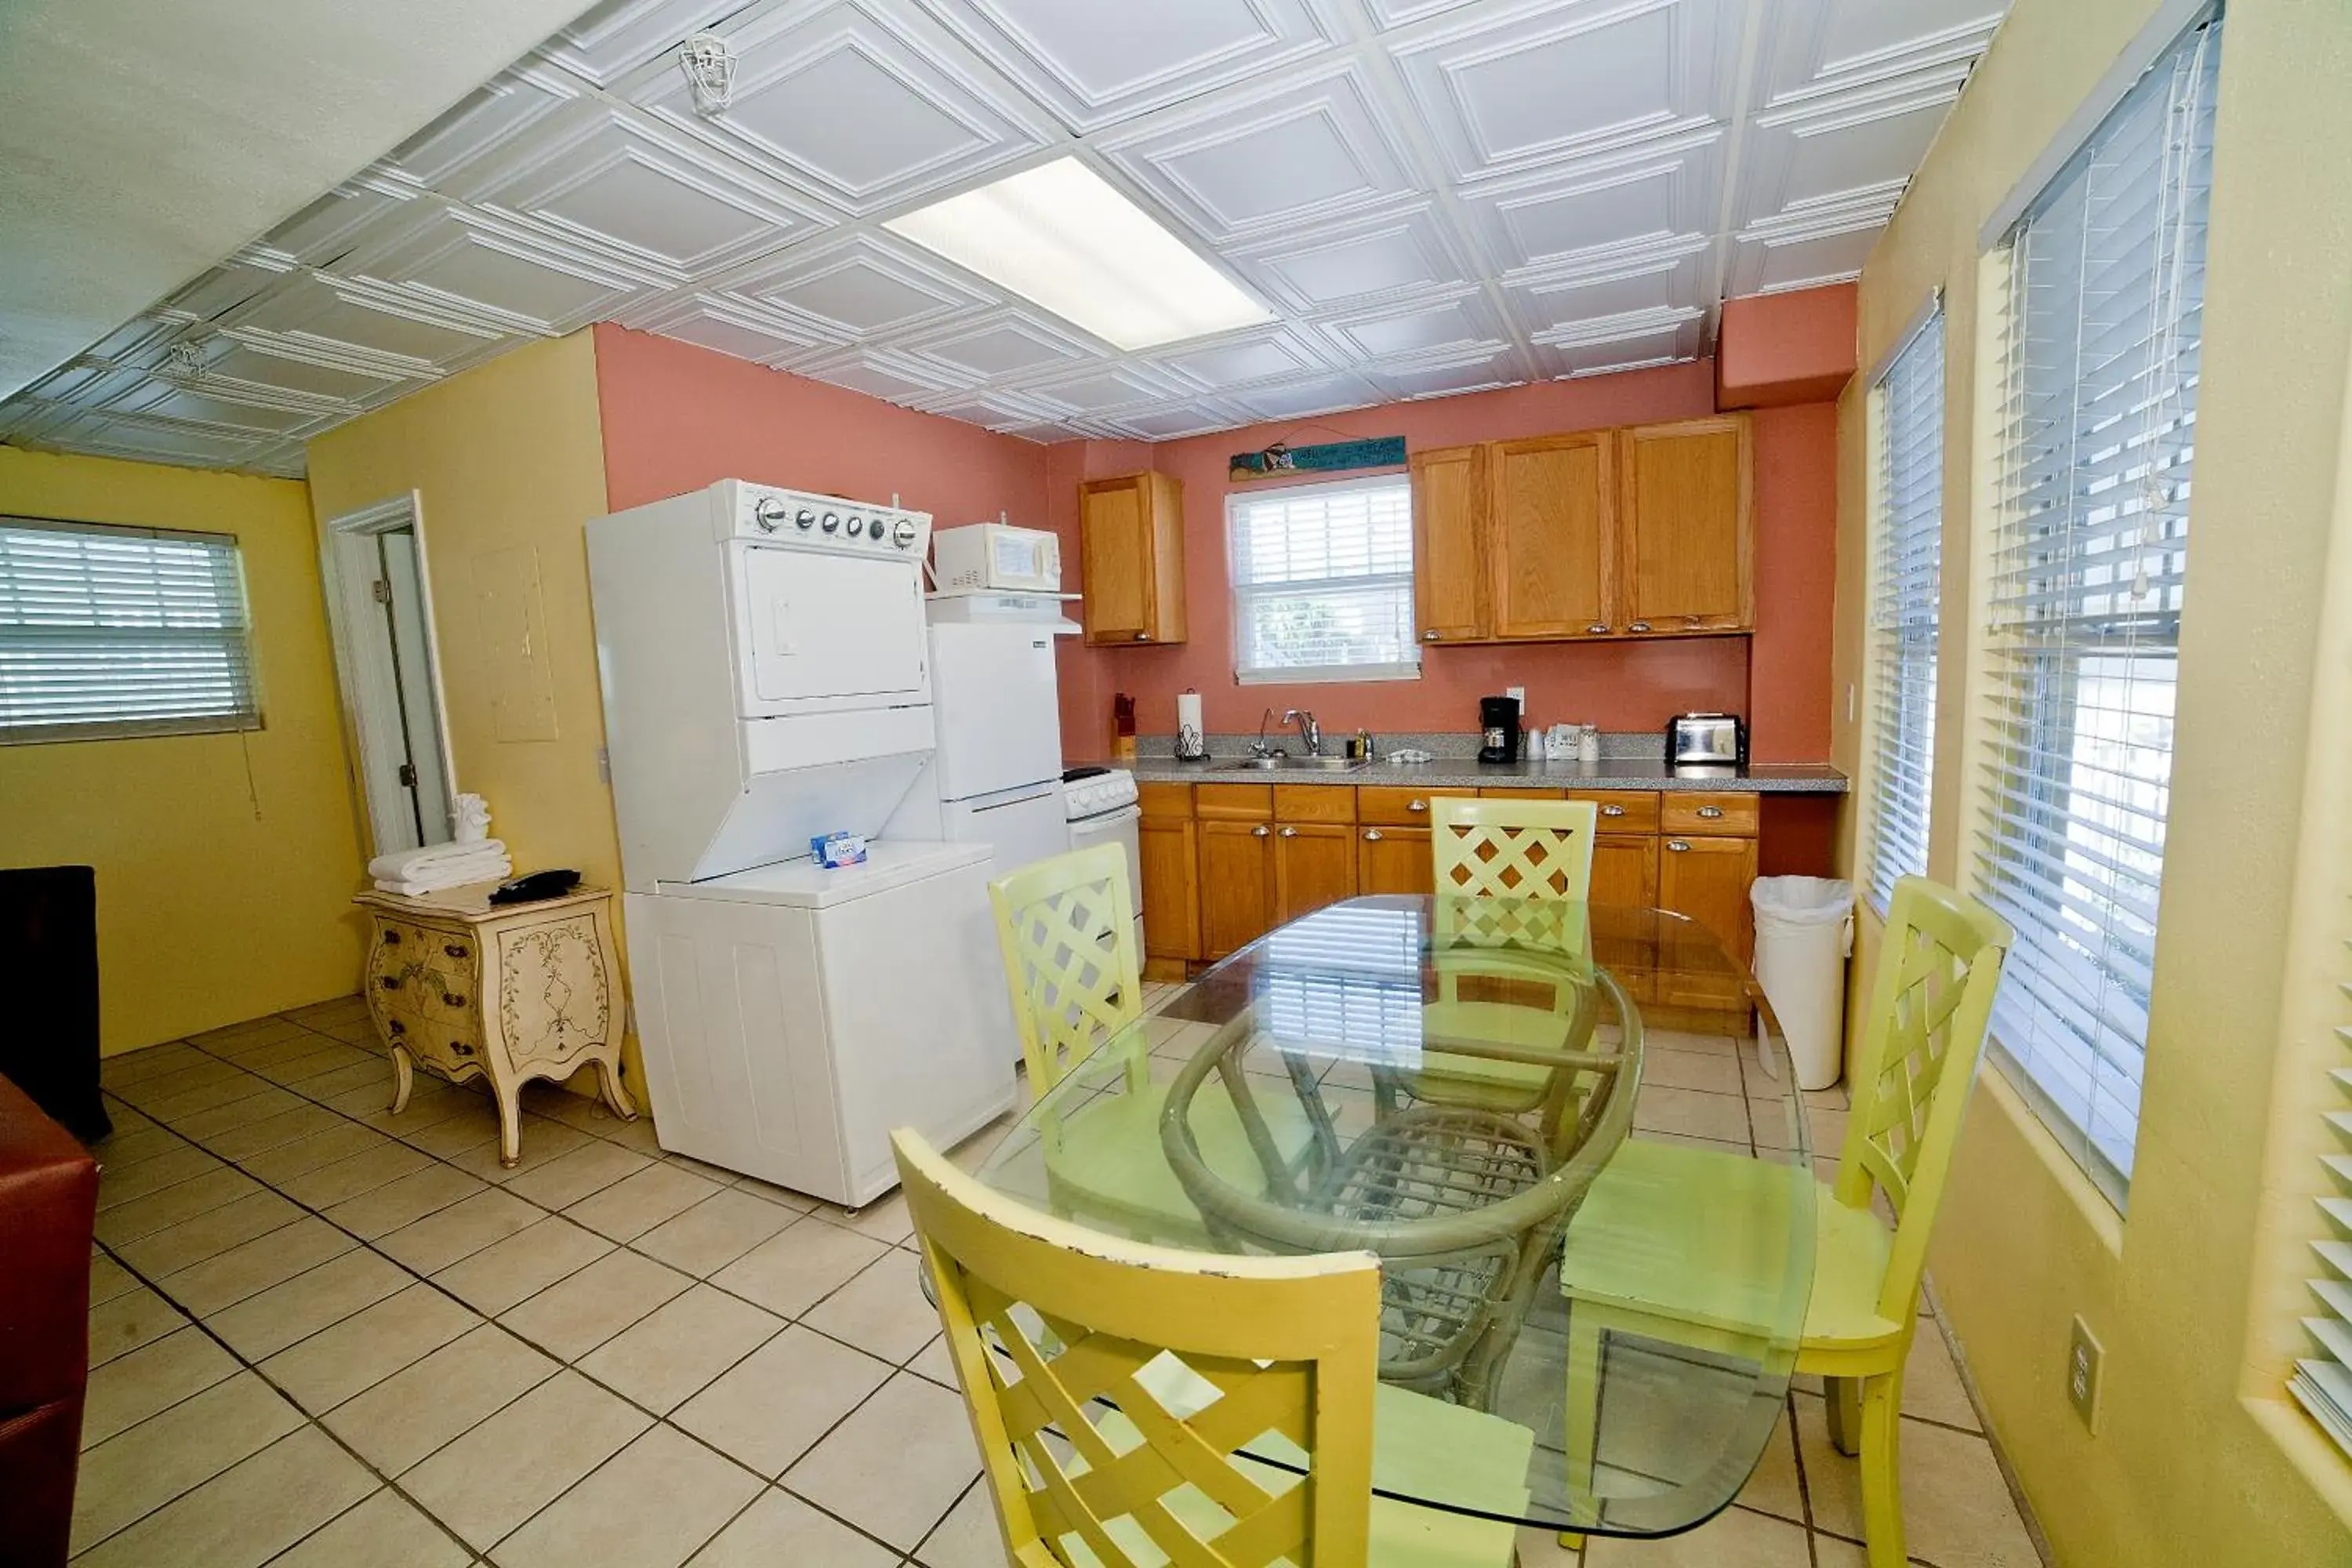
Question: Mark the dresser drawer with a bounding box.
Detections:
[1661,792,1759,837]
[1571,789,1661,833]
[1357,786,1475,826]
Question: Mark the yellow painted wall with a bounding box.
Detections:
[302,332,633,1087]
[0,447,367,1051]
[1832,1,2352,1562]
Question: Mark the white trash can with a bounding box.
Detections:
[1750,877,1855,1092]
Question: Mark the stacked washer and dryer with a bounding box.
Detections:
[586,481,1021,1207]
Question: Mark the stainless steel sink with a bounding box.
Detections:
[1214,755,1368,772]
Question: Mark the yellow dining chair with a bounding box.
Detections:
[1556,876,2011,1566]
[989,846,1309,1243]
[1431,797,1599,902]
[893,1127,1535,1566]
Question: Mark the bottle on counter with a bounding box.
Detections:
[1112,692,1137,763]
[1579,724,1601,764]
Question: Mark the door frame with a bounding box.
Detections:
[319,492,460,856]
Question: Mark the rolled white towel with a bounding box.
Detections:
[368,839,509,882]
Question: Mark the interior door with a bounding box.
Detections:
[739,545,927,709]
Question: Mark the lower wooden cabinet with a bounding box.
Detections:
[1197,815,1278,960]
[1358,826,1434,896]
[1138,816,1200,975]
[1276,823,1357,921]
[1658,832,1759,963]
[1590,833,1660,909]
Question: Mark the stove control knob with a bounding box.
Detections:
[821,511,840,533]
[892,517,917,549]
[753,497,788,532]
[845,515,864,538]
[795,509,815,530]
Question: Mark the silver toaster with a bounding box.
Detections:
[1666,712,1746,770]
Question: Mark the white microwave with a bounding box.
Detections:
[932,523,1061,594]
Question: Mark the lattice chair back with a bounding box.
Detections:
[893,1129,1385,1567]
[990,845,1145,1094]
[1833,875,2012,1323]
[1431,799,1599,901]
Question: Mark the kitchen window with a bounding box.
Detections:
[1973,11,2220,1207]
[1864,303,1945,914]
[1228,476,1418,684]
[0,516,260,742]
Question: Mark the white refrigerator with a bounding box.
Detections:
[888,620,1070,877]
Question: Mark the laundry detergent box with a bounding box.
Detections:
[810,832,869,869]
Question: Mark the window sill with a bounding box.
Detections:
[1234,664,1421,686]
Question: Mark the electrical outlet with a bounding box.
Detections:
[596,746,611,785]
[2067,1315,2103,1432]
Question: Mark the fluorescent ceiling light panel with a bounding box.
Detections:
[887,158,1271,351]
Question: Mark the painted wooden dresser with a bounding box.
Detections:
[353,883,635,1165]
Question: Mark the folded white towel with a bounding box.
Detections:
[368,840,509,882]
[374,853,512,898]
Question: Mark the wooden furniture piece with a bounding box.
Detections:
[1406,415,1751,644]
[355,884,634,1166]
[1559,877,2012,1564]
[0,1072,98,1568]
[1432,797,1599,901]
[894,1127,1532,1566]
[1080,471,1186,647]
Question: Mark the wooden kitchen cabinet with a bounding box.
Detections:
[1409,445,1488,643]
[1138,782,1200,978]
[1080,472,1186,647]
[1589,833,1660,910]
[1195,784,1277,960]
[1357,826,1434,896]
[1487,432,1614,638]
[1617,416,1752,634]
[1658,832,1760,964]
[1276,824,1358,922]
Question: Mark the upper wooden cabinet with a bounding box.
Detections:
[1080,472,1186,647]
[1409,445,1487,644]
[1617,416,1753,634]
[1406,414,1751,644]
[1487,432,1613,639]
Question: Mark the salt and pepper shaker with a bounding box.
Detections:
[1578,724,1601,764]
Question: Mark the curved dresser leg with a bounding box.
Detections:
[495,1086,523,1168]
[388,1045,415,1114]
[593,1058,639,1122]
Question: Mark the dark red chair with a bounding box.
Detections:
[0,1072,99,1568]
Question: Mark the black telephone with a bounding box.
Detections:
[488,869,583,906]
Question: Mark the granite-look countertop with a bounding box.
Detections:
[1087,754,1848,793]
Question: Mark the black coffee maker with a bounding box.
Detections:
[1477,695,1522,764]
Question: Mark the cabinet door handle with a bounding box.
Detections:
[1697,805,1724,819]
[1666,839,1692,852]
[1363,829,1384,842]
[378,975,401,990]
[1252,825,1271,837]
[1586,622,1610,635]
[1628,620,1653,633]
[444,943,469,960]
[387,1018,405,1036]
[1423,630,1442,641]
[449,1039,475,1058]
[380,928,401,945]
[1408,799,1428,813]
[1279,826,1298,838]
[441,993,466,1008]
[1600,804,1625,817]
[1134,632,1152,642]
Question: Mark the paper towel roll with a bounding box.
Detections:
[1175,691,1204,738]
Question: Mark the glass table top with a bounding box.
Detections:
[973,895,1816,1537]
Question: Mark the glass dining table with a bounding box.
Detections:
[971,893,1816,1541]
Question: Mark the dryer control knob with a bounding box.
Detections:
[821,512,840,532]
[892,517,917,548]
[752,496,788,532]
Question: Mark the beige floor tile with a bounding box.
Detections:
[697,1486,900,1568]
[93,1123,186,1167]
[813,1189,916,1246]
[230,1032,354,1074]
[144,1074,283,1124]
[590,1113,666,1156]
[662,1152,749,1185]
[280,995,366,1027]
[1641,1047,1747,1096]
[1734,1403,1804,1525]
[907,1334,959,1388]
[801,1249,940,1364]
[263,1486,470,1568]
[710,1215,889,1319]
[71,1371,306,1552]
[913,1483,1006,1568]
[494,1425,764,1568]
[321,1079,409,1118]
[394,1098,506,1157]
[1795,1396,2039,1568]
[72,1427,376,1568]
[113,1189,306,1277]
[579,1283,786,1414]
[80,1327,241,1447]
[728,1174,820,1211]
[503,1138,655,1208]
[499,1247,692,1361]
[1902,1320,1982,1431]
[566,1161,726,1242]
[1584,1505,1812,1566]
[89,1249,139,1306]
[378,1186,547,1275]
[241,1123,391,1185]
[169,1086,310,1141]
[281,1045,387,1087]
[208,1247,413,1360]
[1632,1085,1755,1144]
[201,1102,347,1160]
[95,1165,265,1245]
[634,1188,797,1277]
[673,1325,894,1477]
[1512,1523,1581,1566]
[278,1139,433,1208]
[257,1043,376,1087]
[317,1015,384,1045]
[197,1014,314,1051]
[432,1216,615,1315]
[400,1370,651,1551]
[445,1116,596,1182]
[323,1162,488,1239]
[783,1370,981,1550]
[113,1058,249,1108]
[96,1143,226,1208]
[260,1282,483,1414]
[102,1044,213,1088]
[87,1283,191,1367]
[323,1323,559,1475]
[158,1214,357,1316]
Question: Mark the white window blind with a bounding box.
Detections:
[0,517,259,742]
[1864,308,1945,914]
[1229,477,1418,683]
[2291,902,2352,1459]
[1974,13,2221,1206]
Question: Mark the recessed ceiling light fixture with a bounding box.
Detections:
[886,158,1272,352]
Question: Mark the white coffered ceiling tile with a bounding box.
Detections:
[1229,369,1385,422]
[724,234,989,339]
[800,347,969,402]
[339,204,668,336]
[1087,401,1257,441]
[1387,0,1738,182]
[26,407,273,470]
[101,380,335,437]
[897,309,1101,379]
[1099,60,1418,242]
[537,0,765,88]
[383,68,583,192]
[1229,203,1470,314]
[223,271,510,372]
[1725,218,1882,296]
[255,178,424,271]
[1528,303,1703,376]
[918,0,1341,133]
[201,336,416,404]
[1147,324,1338,394]
[624,290,838,365]
[906,385,1062,431]
[1457,130,1721,274]
[1021,363,1188,417]
[1762,0,2003,103]
[1501,241,1711,335]
[1312,285,1508,362]
[1734,69,1967,230]
[468,103,826,277]
[1363,344,1521,401]
[626,0,1047,216]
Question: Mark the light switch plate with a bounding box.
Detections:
[2067,1315,2103,1432]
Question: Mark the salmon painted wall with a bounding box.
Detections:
[1051,361,1838,765]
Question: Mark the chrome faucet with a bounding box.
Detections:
[1283,708,1322,757]
[1252,707,1281,758]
